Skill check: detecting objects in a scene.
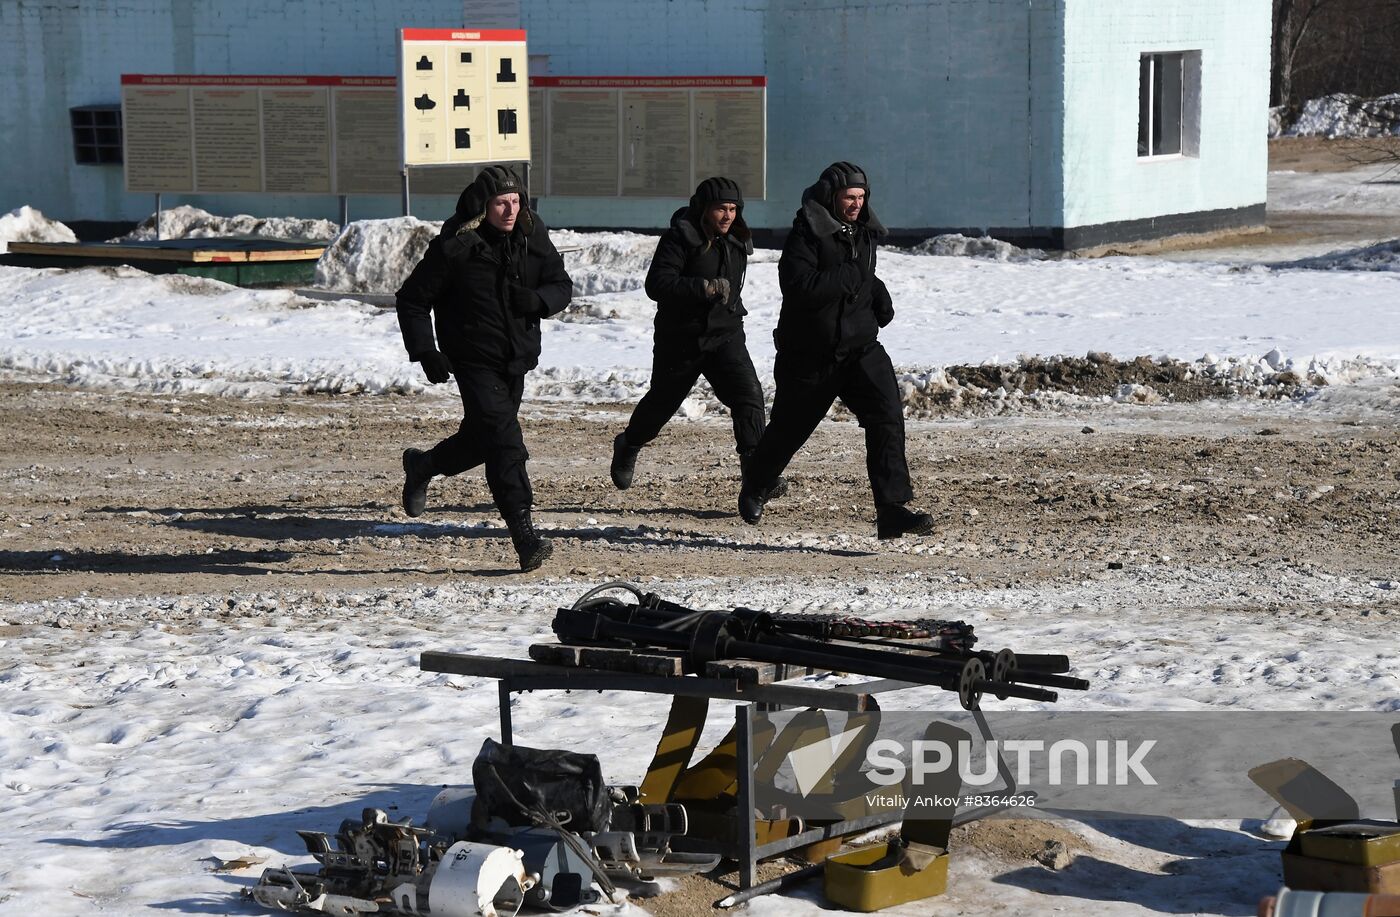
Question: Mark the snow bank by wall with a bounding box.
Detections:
[910,234,1044,262]
[314,217,441,294]
[0,206,77,254]
[112,205,340,242]
[550,229,660,295]
[1276,93,1400,139]
[312,219,666,296]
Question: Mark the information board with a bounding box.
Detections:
[121,73,766,202]
[399,29,530,167]
[122,75,400,196]
[533,76,766,199]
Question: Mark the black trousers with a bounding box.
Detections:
[745,342,913,506]
[623,336,766,455]
[429,366,532,515]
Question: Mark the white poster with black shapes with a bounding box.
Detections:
[486,43,529,160]
[399,29,530,168]
[403,42,446,164]
[445,40,486,163]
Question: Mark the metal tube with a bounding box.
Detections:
[714,863,822,908]
[735,704,757,890]
[1005,670,1091,691]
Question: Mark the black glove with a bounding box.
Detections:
[413,349,453,384]
[508,285,543,317]
[874,280,894,328]
[703,277,732,304]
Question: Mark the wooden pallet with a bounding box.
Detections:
[527,643,820,685]
[7,240,326,263]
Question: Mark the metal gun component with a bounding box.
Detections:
[551,588,1089,711]
[586,830,722,879]
[246,808,533,917]
[505,828,601,912]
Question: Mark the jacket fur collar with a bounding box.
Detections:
[798,182,888,240]
[671,206,753,254]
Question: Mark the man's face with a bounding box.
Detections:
[485,192,521,232]
[834,187,866,223]
[704,202,737,235]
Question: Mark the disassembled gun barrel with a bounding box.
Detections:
[552,585,1089,710]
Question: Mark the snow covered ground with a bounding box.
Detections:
[2,217,1400,404]
[5,570,1398,915]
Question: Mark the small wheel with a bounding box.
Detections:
[958,658,985,711]
[992,649,1016,699]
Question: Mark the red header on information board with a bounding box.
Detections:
[122,74,397,88]
[400,28,527,42]
[530,76,766,89]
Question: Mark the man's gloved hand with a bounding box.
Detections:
[508,285,543,317]
[703,277,731,304]
[413,349,453,384]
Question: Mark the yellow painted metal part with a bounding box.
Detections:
[639,695,710,804]
[821,719,967,911]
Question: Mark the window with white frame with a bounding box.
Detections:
[1138,51,1200,158]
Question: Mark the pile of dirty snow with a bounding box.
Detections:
[550,228,661,294]
[112,204,339,242]
[311,219,665,295]
[0,205,77,254]
[891,349,1383,418]
[315,217,442,293]
[1279,93,1400,138]
[1273,239,1400,273]
[909,233,1043,262]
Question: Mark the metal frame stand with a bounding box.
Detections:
[422,652,1020,893]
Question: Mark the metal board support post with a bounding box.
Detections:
[154,193,162,241]
[402,169,412,217]
[735,703,758,890]
[339,195,349,227]
[498,678,514,745]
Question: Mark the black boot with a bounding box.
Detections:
[504,507,553,572]
[401,448,436,518]
[610,432,641,490]
[740,451,787,502]
[876,503,935,540]
[738,473,766,525]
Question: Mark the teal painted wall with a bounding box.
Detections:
[1059,0,1271,228]
[528,0,1066,234]
[1,0,1268,237]
[518,0,771,230]
[0,0,461,226]
[761,0,1064,233]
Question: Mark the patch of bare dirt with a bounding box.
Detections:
[0,383,1398,603]
[1268,136,1400,173]
[952,818,1088,862]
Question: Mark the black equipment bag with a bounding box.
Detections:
[470,738,611,833]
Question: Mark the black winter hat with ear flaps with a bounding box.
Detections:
[813,160,871,212]
[689,176,744,213]
[455,165,525,220]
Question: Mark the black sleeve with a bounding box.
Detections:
[395,236,450,357]
[873,277,894,327]
[644,231,711,306]
[777,227,862,308]
[528,224,573,318]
